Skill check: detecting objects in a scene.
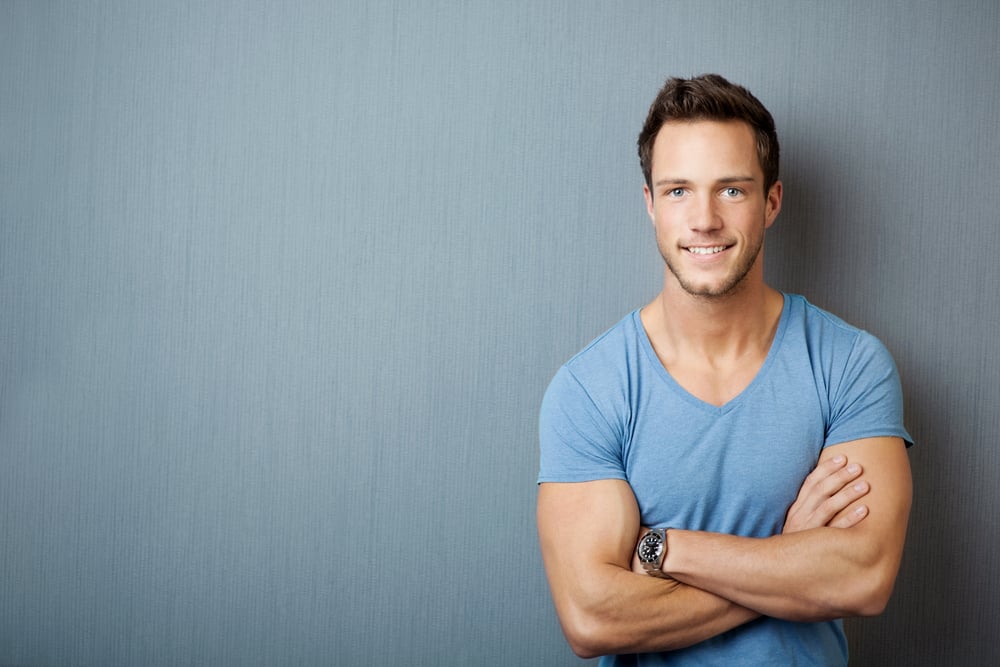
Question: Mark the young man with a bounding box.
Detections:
[537,75,912,665]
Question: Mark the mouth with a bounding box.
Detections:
[684,244,731,256]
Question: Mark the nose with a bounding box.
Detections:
[688,194,722,233]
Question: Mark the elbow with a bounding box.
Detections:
[824,534,905,619]
[788,547,902,622]
[850,575,897,617]
[828,563,900,619]
[849,546,904,617]
[567,637,602,661]
[559,605,616,659]
[793,582,892,623]
[557,592,638,659]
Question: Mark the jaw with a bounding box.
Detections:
[661,240,765,300]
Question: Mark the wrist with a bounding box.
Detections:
[636,527,673,578]
[660,528,683,577]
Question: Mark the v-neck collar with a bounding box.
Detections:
[633,293,792,415]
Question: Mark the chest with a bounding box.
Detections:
[662,360,765,407]
[622,378,827,536]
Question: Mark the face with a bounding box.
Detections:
[643,120,782,299]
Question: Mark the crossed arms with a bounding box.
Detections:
[536,436,911,658]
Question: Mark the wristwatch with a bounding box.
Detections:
[636,528,671,578]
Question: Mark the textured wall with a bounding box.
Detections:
[1,1,998,665]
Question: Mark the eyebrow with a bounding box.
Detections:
[653,176,757,187]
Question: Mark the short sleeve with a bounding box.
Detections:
[537,366,626,483]
[825,332,913,447]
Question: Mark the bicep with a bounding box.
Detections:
[537,480,642,599]
[822,437,912,555]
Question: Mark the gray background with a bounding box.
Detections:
[1,1,998,665]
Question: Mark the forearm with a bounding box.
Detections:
[538,480,759,658]
[553,562,758,658]
[663,439,912,622]
[663,527,900,621]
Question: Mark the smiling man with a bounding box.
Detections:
[537,75,912,665]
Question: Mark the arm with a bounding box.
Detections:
[659,436,911,622]
[537,479,757,658]
[536,455,871,658]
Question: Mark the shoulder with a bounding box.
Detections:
[781,293,903,406]
[538,312,643,482]
[557,310,645,386]
[782,295,911,445]
[785,294,893,366]
[540,310,644,432]
[789,294,863,340]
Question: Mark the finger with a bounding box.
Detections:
[801,455,849,491]
[789,458,862,518]
[807,462,865,512]
[787,456,848,514]
[818,460,864,495]
[798,456,853,498]
[817,478,871,526]
[785,465,871,533]
[829,504,869,529]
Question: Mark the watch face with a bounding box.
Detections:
[638,532,663,562]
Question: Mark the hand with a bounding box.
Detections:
[783,455,870,534]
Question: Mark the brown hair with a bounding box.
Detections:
[637,74,780,194]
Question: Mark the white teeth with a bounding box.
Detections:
[687,246,727,255]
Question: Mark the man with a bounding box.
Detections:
[537,74,912,665]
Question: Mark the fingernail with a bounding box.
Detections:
[832,455,845,464]
[854,482,867,492]
[855,506,868,516]
[847,463,860,473]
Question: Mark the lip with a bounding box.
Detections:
[682,244,733,261]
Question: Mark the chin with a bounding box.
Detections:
[674,271,752,299]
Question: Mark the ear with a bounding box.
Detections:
[643,183,655,223]
[764,180,782,229]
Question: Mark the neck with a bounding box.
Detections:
[641,270,783,365]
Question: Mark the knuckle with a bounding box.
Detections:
[837,486,860,503]
[838,466,859,481]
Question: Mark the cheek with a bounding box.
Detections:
[652,207,681,229]
[653,218,677,242]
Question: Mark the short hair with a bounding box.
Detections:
[637,74,780,194]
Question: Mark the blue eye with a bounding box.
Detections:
[668,188,685,197]
[723,187,742,197]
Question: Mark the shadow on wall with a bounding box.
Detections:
[764,127,988,663]
[765,131,944,665]
[764,130,861,312]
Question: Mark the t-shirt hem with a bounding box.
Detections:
[537,473,628,485]
[825,429,914,449]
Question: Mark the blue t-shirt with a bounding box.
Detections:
[538,293,912,666]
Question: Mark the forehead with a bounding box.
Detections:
[650,120,760,179]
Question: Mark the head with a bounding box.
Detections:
[637,74,780,198]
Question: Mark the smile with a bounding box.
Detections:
[686,245,728,255]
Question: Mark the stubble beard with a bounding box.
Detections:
[658,227,765,299]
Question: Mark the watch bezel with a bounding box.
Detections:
[637,528,670,578]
